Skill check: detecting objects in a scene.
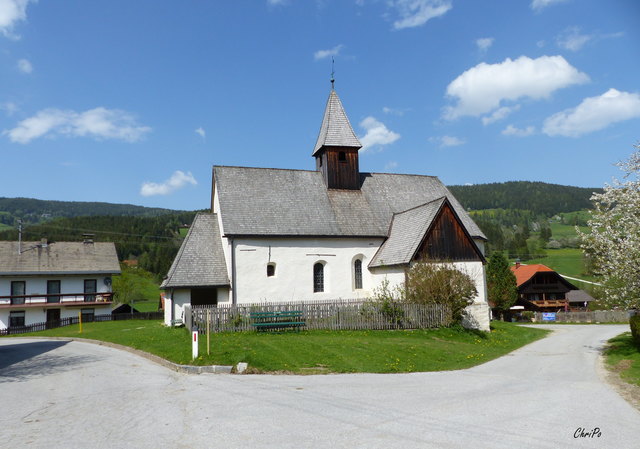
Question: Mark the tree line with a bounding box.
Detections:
[0,213,197,279]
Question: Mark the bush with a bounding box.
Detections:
[367,279,405,325]
[405,262,477,321]
[630,315,640,348]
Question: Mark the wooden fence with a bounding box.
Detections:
[188,299,452,333]
[534,310,632,323]
[0,311,164,336]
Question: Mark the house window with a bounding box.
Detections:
[47,280,61,303]
[84,279,97,302]
[338,151,347,162]
[354,259,363,290]
[11,281,25,305]
[313,263,324,293]
[81,308,95,323]
[9,311,25,328]
[267,263,276,277]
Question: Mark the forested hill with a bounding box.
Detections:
[447,181,603,215]
[0,197,180,226]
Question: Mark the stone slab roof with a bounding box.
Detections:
[213,166,486,240]
[369,198,445,268]
[312,90,362,156]
[0,241,120,276]
[161,213,229,289]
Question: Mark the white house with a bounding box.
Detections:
[162,87,490,330]
[0,239,120,331]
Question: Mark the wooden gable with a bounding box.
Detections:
[414,201,484,263]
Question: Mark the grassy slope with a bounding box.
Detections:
[604,333,640,387]
[8,320,549,373]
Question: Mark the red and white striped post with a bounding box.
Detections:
[192,327,199,359]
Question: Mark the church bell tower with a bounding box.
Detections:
[312,86,362,190]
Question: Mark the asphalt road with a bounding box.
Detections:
[1,325,638,449]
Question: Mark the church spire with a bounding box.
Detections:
[313,86,362,190]
[312,89,362,157]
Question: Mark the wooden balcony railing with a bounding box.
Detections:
[0,292,114,309]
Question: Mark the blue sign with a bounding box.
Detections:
[542,313,556,321]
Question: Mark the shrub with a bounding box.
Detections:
[521,311,535,322]
[405,262,477,322]
[630,315,640,348]
[367,278,405,325]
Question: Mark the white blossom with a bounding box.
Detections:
[578,144,640,308]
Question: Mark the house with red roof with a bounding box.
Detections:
[510,262,579,312]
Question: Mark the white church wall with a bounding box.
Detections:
[233,237,384,303]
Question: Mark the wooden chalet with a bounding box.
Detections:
[510,263,578,312]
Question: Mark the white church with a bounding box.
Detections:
[162,86,490,330]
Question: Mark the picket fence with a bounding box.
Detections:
[534,310,631,323]
[187,299,452,333]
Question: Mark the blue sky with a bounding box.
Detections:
[1,0,639,211]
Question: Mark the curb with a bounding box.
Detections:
[15,336,233,375]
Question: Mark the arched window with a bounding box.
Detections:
[354,259,363,290]
[267,263,276,277]
[313,263,324,293]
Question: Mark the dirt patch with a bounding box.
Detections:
[598,354,640,412]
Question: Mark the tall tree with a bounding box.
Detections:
[578,145,640,309]
[486,252,518,319]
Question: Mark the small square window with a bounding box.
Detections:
[267,263,276,277]
[338,152,346,162]
[9,311,26,328]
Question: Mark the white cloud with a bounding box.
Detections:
[556,26,591,52]
[384,161,398,171]
[359,116,400,152]
[543,88,640,137]
[0,101,18,116]
[314,44,344,61]
[430,135,466,148]
[4,107,151,144]
[17,58,32,73]
[530,0,568,12]
[382,106,406,116]
[444,55,589,120]
[267,0,287,5]
[502,124,535,137]
[481,105,520,125]
[195,127,205,139]
[391,0,452,30]
[476,37,494,52]
[140,170,197,197]
[0,0,35,39]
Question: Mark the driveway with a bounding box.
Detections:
[1,325,638,449]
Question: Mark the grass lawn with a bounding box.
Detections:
[604,333,640,387]
[525,248,596,284]
[8,320,549,374]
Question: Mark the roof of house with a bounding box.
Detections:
[312,89,362,156]
[510,264,555,286]
[369,197,445,268]
[161,213,230,289]
[0,241,120,276]
[566,289,596,303]
[213,166,486,240]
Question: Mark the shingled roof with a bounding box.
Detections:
[213,166,486,240]
[0,241,120,276]
[312,89,362,156]
[161,213,229,289]
[369,198,445,268]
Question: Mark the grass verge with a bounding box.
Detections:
[7,320,549,374]
[604,333,640,387]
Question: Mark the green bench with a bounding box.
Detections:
[250,311,305,332]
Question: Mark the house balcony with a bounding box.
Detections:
[528,299,569,310]
[0,292,114,309]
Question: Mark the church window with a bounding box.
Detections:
[267,263,276,277]
[338,151,347,162]
[313,263,324,293]
[354,259,363,290]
